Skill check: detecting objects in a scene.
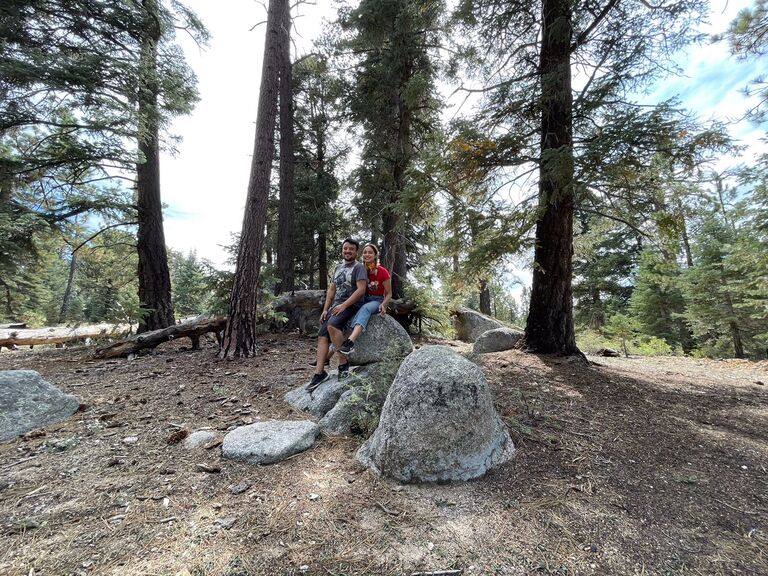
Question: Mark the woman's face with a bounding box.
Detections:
[362,246,377,264]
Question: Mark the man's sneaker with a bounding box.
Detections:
[338,363,350,379]
[306,371,329,392]
[339,339,355,356]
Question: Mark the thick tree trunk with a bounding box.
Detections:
[525,0,579,355]
[219,0,283,358]
[136,0,174,334]
[275,1,295,295]
[479,279,492,315]
[318,229,328,290]
[58,251,77,323]
[0,277,17,320]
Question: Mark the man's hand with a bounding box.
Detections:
[332,304,346,316]
[320,309,329,322]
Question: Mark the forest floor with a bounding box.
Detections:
[0,333,766,576]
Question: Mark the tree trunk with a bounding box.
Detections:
[219,0,283,358]
[275,0,295,295]
[318,229,328,290]
[479,279,492,315]
[0,277,16,320]
[136,0,175,334]
[58,251,77,323]
[524,0,579,355]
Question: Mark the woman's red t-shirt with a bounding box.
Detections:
[366,265,390,297]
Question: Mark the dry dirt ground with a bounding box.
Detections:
[0,333,766,576]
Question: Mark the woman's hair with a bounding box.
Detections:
[363,243,379,268]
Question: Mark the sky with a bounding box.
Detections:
[160,0,765,270]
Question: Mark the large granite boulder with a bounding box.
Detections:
[347,315,413,366]
[357,346,514,483]
[0,370,80,442]
[473,327,525,354]
[223,420,319,465]
[453,307,505,343]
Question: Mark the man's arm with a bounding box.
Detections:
[333,279,367,315]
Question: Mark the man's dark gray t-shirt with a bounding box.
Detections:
[331,261,367,307]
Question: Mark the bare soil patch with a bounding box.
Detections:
[1,334,766,576]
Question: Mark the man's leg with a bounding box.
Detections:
[327,325,347,365]
[315,336,330,375]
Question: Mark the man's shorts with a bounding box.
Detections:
[318,304,360,338]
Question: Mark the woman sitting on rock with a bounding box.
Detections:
[338,243,392,356]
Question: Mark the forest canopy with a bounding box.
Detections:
[1,0,766,359]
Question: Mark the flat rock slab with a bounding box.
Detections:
[358,345,514,483]
[222,420,319,465]
[473,327,525,354]
[0,370,80,442]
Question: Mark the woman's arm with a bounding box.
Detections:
[380,278,392,315]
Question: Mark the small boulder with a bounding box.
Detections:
[183,430,218,449]
[222,420,319,465]
[318,360,402,435]
[284,375,348,418]
[357,346,514,483]
[0,370,80,442]
[347,315,413,366]
[453,307,505,343]
[473,327,524,354]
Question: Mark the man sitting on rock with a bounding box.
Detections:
[308,238,367,391]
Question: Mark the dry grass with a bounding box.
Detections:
[0,334,766,575]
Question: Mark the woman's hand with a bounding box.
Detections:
[379,303,387,316]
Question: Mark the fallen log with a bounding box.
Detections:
[92,315,226,359]
[0,323,131,351]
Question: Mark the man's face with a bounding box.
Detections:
[342,242,358,262]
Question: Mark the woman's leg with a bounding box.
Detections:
[350,298,382,337]
[340,297,383,355]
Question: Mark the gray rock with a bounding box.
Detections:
[222,420,319,465]
[318,390,371,435]
[453,307,505,343]
[183,430,218,449]
[318,360,402,435]
[0,370,80,442]
[347,314,413,365]
[473,327,525,354]
[357,345,514,483]
[284,375,348,417]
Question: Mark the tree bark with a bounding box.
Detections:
[93,316,225,359]
[136,0,175,334]
[275,0,295,295]
[58,251,77,323]
[1,322,131,350]
[525,0,579,355]
[479,279,492,315]
[318,229,328,290]
[219,0,283,358]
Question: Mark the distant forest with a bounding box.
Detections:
[2,0,767,359]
